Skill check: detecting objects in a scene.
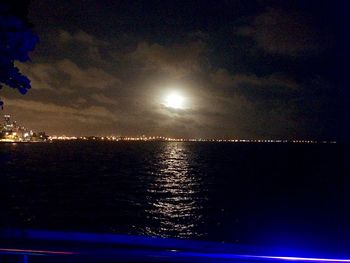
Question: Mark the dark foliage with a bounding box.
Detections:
[0,3,38,108]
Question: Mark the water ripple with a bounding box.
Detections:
[144,142,206,238]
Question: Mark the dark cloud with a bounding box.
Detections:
[58,30,107,46]
[127,41,207,79]
[4,97,117,120]
[210,68,298,90]
[17,59,121,92]
[90,93,119,106]
[58,30,108,61]
[236,8,331,56]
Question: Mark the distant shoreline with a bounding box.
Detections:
[0,139,338,144]
[33,140,340,144]
[0,140,47,143]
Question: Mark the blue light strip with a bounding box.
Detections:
[1,229,349,262]
[0,228,253,253]
[252,256,350,262]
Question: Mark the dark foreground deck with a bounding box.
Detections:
[0,229,349,263]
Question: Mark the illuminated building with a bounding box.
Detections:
[0,115,48,142]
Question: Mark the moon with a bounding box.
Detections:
[164,92,185,109]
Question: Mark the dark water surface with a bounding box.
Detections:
[0,142,349,250]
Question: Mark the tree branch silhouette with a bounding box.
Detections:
[0,3,38,109]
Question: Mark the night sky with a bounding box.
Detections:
[2,0,349,140]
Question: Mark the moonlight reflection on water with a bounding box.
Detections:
[0,142,347,247]
[144,143,206,238]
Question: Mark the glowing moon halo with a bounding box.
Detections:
[164,92,185,109]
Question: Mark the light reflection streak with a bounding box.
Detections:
[144,142,205,238]
[251,256,350,262]
[0,248,76,255]
[1,229,349,262]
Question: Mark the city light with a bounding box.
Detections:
[47,135,336,144]
[1,115,336,144]
[0,115,48,142]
